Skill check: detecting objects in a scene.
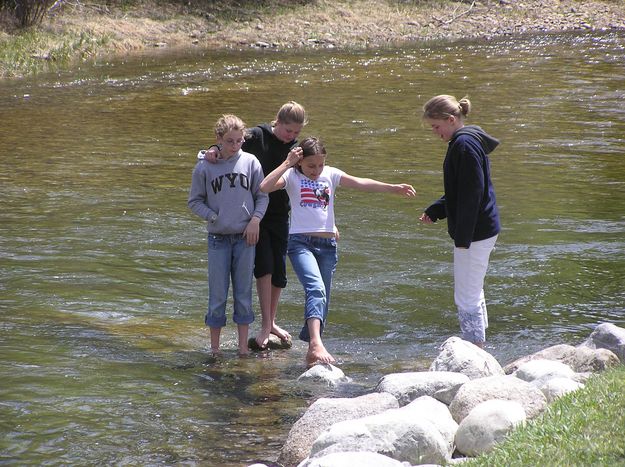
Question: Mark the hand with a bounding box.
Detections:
[201,145,221,164]
[395,183,416,197]
[334,226,340,242]
[286,146,303,167]
[419,213,433,224]
[243,217,260,245]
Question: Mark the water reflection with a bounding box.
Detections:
[1,30,624,465]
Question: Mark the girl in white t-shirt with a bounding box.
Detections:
[260,137,416,367]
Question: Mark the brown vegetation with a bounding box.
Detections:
[45,0,625,50]
[1,0,624,76]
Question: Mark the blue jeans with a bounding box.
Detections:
[205,233,255,328]
[287,234,338,342]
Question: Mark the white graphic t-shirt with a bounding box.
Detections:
[283,166,344,234]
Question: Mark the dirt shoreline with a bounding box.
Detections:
[60,0,625,51]
[2,0,625,77]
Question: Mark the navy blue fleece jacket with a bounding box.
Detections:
[424,125,501,248]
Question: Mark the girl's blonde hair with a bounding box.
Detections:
[273,101,308,126]
[214,114,246,137]
[423,95,471,120]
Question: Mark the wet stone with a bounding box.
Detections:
[248,334,293,351]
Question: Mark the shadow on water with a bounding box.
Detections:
[1,30,624,465]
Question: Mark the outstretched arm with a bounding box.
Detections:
[339,173,416,197]
[260,146,303,193]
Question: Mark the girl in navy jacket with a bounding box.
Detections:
[420,95,500,347]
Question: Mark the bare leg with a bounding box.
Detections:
[255,275,291,347]
[210,326,222,355]
[269,284,291,341]
[305,318,335,367]
[255,274,273,348]
[237,324,250,356]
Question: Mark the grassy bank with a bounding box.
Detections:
[2,0,625,78]
[465,364,625,466]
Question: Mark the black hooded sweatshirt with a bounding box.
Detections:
[243,123,298,221]
[425,125,501,248]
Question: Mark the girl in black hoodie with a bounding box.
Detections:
[420,95,500,348]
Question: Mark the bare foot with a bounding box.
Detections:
[238,348,251,357]
[271,323,292,341]
[255,327,271,349]
[306,341,335,367]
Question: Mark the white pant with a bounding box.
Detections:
[453,235,498,344]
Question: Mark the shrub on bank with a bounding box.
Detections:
[2,0,63,27]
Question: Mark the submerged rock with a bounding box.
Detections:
[248,334,293,351]
[297,363,351,387]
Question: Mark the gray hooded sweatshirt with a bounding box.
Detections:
[188,149,268,234]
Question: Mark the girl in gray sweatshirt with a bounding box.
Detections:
[188,115,268,355]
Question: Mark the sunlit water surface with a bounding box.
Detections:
[1,30,624,465]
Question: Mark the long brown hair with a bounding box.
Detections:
[299,136,327,157]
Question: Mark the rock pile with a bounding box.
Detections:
[253,322,624,467]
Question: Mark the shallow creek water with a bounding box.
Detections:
[1,30,624,465]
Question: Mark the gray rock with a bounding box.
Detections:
[375,371,469,406]
[297,363,351,387]
[307,397,454,465]
[539,377,585,403]
[248,334,292,351]
[404,396,459,453]
[513,359,576,385]
[433,382,465,406]
[503,343,619,374]
[581,322,625,363]
[278,392,399,467]
[429,337,504,380]
[455,399,526,456]
[449,375,547,423]
[297,451,414,467]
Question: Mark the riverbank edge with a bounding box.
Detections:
[2,0,625,78]
[464,363,625,466]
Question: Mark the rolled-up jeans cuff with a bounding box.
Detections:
[458,307,487,343]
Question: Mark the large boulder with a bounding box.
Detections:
[538,377,585,403]
[429,337,504,379]
[306,396,457,465]
[278,392,399,467]
[449,375,547,423]
[455,399,526,456]
[503,343,619,374]
[513,359,576,385]
[581,322,625,363]
[375,371,469,406]
[297,451,414,467]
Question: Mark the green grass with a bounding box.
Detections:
[0,28,110,78]
[464,364,625,466]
